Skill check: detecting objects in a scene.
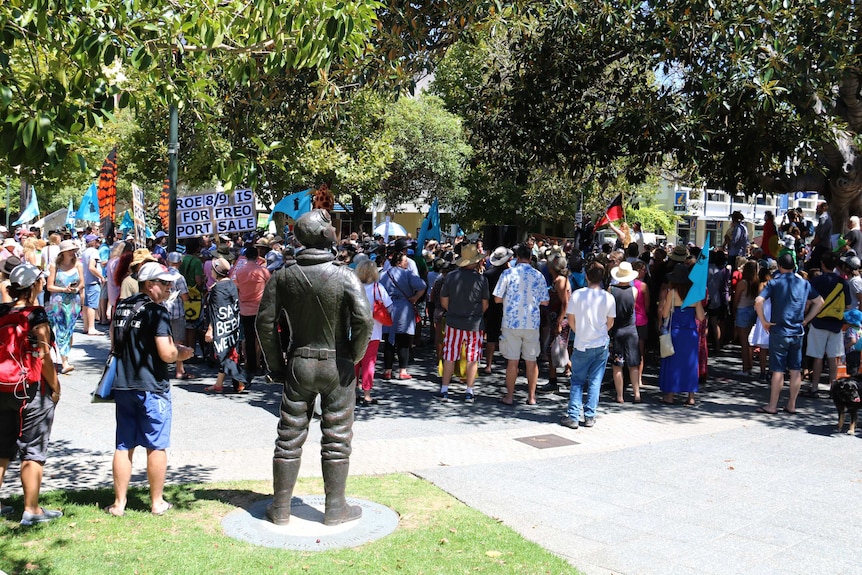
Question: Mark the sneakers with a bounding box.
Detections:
[1,501,13,516]
[560,416,579,429]
[20,508,62,526]
[432,391,449,402]
[465,393,474,404]
[583,417,596,428]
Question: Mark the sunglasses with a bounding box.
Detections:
[156,279,173,286]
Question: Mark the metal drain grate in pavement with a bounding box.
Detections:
[514,434,578,449]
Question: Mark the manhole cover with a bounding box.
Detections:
[514,433,578,449]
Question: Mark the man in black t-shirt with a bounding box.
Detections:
[434,244,489,402]
[105,262,193,517]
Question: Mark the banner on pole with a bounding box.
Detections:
[176,189,256,239]
[131,184,147,249]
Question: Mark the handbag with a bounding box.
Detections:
[92,355,117,402]
[659,290,675,358]
[92,297,149,402]
[372,283,393,326]
[551,334,570,367]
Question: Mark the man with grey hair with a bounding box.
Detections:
[844,215,862,255]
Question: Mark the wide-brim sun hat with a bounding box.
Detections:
[456,244,484,267]
[489,246,513,267]
[211,257,231,277]
[3,238,17,248]
[130,248,156,268]
[611,261,639,283]
[668,245,688,262]
[58,239,78,253]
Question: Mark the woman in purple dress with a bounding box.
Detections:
[659,264,706,406]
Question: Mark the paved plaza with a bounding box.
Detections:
[6,326,860,575]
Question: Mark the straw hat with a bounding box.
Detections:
[456,244,484,267]
[130,248,156,269]
[611,261,638,283]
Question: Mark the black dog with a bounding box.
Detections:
[833,377,861,434]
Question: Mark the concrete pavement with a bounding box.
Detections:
[6,326,860,575]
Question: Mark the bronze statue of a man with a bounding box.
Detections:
[256,209,372,526]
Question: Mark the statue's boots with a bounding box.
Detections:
[266,458,301,525]
[322,460,362,526]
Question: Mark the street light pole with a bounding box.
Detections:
[167,104,179,252]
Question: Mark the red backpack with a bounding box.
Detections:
[0,307,42,398]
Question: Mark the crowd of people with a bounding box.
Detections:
[0,198,856,524]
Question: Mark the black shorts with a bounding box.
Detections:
[0,384,55,462]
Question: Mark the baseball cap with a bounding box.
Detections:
[137,262,175,282]
[155,230,168,239]
[84,234,100,243]
[9,262,47,288]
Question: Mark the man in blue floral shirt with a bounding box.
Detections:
[493,244,549,405]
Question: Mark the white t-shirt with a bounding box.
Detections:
[566,286,616,350]
[365,281,393,341]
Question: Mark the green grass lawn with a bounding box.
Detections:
[0,473,581,575]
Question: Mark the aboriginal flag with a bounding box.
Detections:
[595,193,624,229]
[97,147,118,237]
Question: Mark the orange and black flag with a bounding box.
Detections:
[159,177,170,231]
[595,193,624,229]
[97,147,118,237]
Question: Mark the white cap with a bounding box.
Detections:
[137,262,175,282]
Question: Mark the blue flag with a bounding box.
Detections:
[269,189,312,223]
[65,197,76,229]
[417,198,441,250]
[78,182,100,222]
[119,209,134,231]
[12,186,40,226]
[682,233,710,308]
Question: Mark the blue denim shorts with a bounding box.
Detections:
[769,334,803,373]
[84,282,101,308]
[735,306,756,328]
[115,390,172,450]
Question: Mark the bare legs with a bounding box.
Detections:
[613,366,641,403]
[762,370,802,413]
[502,359,538,404]
[111,448,169,515]
[808,356,838,395]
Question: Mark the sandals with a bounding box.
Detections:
[104,504,125,517]
[60,365,75,375]
[176,372,197,380]
[204,385,224,393]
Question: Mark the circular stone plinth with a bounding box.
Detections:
[221,496,399,551]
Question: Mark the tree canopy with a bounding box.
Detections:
[434,0,862,228]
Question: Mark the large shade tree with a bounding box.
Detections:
[435,0,862,229]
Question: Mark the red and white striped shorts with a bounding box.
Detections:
[443,325,484,362]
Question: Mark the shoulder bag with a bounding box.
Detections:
[372,283,393,326]
[659,290,675,358]
[92,298,150,402]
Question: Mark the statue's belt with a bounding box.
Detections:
[292,347,337,360]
